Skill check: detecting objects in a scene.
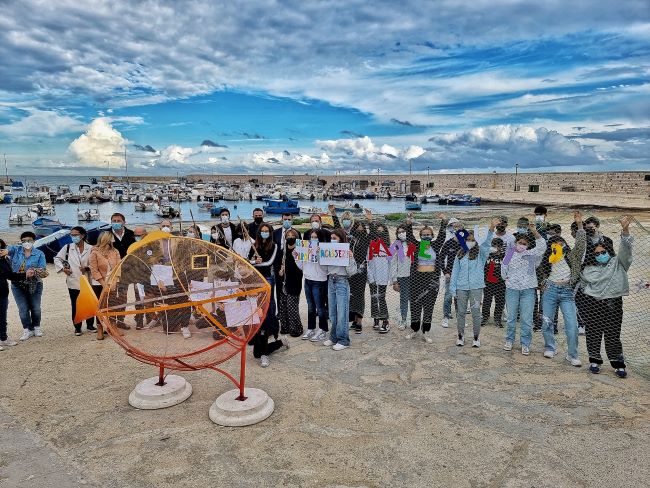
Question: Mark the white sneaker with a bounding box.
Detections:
[0,345,3,351]
[310,330,326,342]
[578,326,585,336]
[260,355,270,368]
[456,336,465,346]
[521,345,530,356]
[323,339,334,347]
[281,336,290,349]
[146,319,159,329]
[0,339,18,347]
[472,339,480,348]
[405,331,418,340]
[332,343,349,351]
[441,318,449,328]
[543,350,557,359]
[20,329,34,341]
[566,355,582,367]
[397,319,406,331]
[423,333,433,344]
[503,341,513,351]
[181,327,191,339]
[33,327,43,337]
[302,329,315,340]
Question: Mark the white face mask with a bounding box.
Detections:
[489,246,498,253]
[398,232,407,241]
[331,239,339,243]
[311,221,321,230]
[211,232,219,240]
[186,232,195,238]
[535,215,545,222]
[22,241,34,250]
[466,241,476,249]
[161,226,171,233]
[221,216,229,224]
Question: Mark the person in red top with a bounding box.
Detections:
[482,237,506,328]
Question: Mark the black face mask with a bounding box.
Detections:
[254,217,263,224]
[496,225,506,233]
[586,228,596,236]
[286,237,296,246]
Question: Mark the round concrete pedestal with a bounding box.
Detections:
[128,375,192,410]
[209,388,274,426]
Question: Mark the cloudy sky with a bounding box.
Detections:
[0,0,649,175]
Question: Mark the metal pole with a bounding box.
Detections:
[514,163,519,191]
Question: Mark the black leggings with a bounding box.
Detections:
[482,281,505,324]
[583,294,625,369]
[68,288,95,331]
[369,283,388,319]
[409,271,439,332]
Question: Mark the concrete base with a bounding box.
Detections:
[128,375,192,410]
[209,388,274,427]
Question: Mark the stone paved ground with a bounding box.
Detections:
[1,269,649,488]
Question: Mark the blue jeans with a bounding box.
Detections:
[305,279,328,331]
[443,277,453,318]
[12,282,43,330]
[328,275,350,346]
[505,287,535,347]
[0,294,8,341]
[397,277,410,321]
[542,282,579,359]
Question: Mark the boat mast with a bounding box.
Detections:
[3,153,8,184]
[124,148,129,188]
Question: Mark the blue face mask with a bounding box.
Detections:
[310,239,319,246]
[595,252,610,264]
[260,231,270,239]
[134,236,142,242]
[71,235,82,244]
[283,220,292,229]
[517,227,527,234]
[342,219,352,229]
[112,222,123,231]
[421,235,432,241]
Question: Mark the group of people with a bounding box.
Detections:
[0,206,635,379]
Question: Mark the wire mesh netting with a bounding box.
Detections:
[340,211,649,378]
[97,234,271,371]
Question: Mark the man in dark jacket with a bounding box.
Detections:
[437,222,462,327]
[247,208,265,240]
[110,213,136,258]
[212,208,242,250]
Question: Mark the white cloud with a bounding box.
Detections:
[68,117,126,168]
[0,108,84,138]
[317,136,425,162]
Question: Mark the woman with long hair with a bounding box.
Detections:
[301,228,329,341]
[249,223,287,367]
[276,228,304,337]
[89,231,122,340]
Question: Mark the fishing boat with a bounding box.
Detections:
[446,194,481,206]
[299,206,323,214]
[263,199,300,215]
[78,208,100,222]
[8,205,36,225]
[11,180,25,192]
[405,202,422,211]
[197,202,215,211]
[155,202,181,218]
[34,229,72,263]
[32,217,70,238]
[134,201,155,211]
[334,202,364,213]
[30,201,56,216]
[0,184,12,204]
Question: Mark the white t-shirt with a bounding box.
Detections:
[549,258,571,283]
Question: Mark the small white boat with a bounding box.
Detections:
[134,201,155,212]
[300,206,323,214]
[78,208,100,221]
[30,202,56,216]
[8,205,37,225]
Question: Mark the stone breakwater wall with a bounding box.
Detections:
[103,171,650,209]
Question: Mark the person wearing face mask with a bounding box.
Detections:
[302,213,332,242]
[129,227,155,331]
[322,229,358,351]
[538,211,586,366]
[449,219,497,347]
[109,213,135,331]
[8,231,46,341]
[406,214,448,343]
[570,220,588,336]
[390,224,417,330]
[185,225,202,240]
[159,219,173,235]
[211,208,242,250]
[247,208,265,239]
[333,210,369,334]
[500,220,546,355]
[89,231,123,339]
[366,214,392,334]
[494,216,515,249]
[0,239,32,349]
[272,212,295,250]
[249,223,286,367]
[581,216,633,378]
[533,206,549,239]
[54,226,95,336]
[275,228,304,338]
[482,237,506,328]
[438,217,464,327]
[301,229,329,342]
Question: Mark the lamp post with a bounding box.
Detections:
[514,163,519,192]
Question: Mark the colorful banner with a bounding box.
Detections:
[319,242,352,266]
